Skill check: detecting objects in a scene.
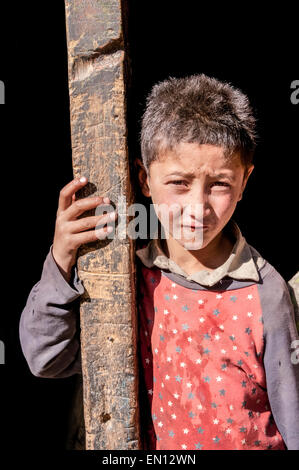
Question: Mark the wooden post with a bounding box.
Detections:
[64,0,140,450]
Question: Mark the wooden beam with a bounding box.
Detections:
[64,0,140,450]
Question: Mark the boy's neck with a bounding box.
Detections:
[160,227,235,275]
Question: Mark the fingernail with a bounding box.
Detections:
[80,176,87,183]
[109,211,116,220]
[103,197,110,203]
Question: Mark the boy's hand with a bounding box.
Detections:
[52,177,117,282]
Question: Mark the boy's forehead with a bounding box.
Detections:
[152,142,243,175]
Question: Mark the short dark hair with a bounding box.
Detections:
[140,74,257,174]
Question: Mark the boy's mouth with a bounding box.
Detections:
[182,224,208,228]
[182,225,208,231]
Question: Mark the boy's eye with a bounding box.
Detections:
[168,180,188,186]
[167,180,231,189]
[211,182,230,188]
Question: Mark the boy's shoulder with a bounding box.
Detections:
[248,241,290,292]
[248,242,297,332]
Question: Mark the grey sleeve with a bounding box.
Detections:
[258,263,299,450]
[19,246,84,378]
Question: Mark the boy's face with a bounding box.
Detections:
[138,142,254,251]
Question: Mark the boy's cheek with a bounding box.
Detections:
[150,190,182,229]
[211,198,239,226]
[149,186,174,206]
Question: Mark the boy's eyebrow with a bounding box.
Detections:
[211,172,236,182]
[164,171,196,178]
[164,171,235,181]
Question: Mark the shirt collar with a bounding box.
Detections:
[136,219,265,287]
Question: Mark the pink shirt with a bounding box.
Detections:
[138,265,286,450]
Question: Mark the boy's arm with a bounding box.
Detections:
[20,177,117,379]
[259,266,299,450]
[19,245,85,378]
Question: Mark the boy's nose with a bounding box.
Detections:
[182,204,211,223]
[186,185,211,215]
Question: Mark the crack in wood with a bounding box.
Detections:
[72,37,124,81]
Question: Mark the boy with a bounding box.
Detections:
[19,74,299,450]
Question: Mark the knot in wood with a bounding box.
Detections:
[100,412,111,423]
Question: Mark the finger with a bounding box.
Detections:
[57,176,88,214]
[68,211,117,233]
[64,196,112,221]
[73,225,114,246]
[95,225,114,240]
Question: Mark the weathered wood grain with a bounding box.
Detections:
[64,0,140,450]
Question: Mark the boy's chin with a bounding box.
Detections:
[171,235,207,252]
[181,240,206,251]
[183,242,204,251]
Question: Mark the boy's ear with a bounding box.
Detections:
[135,158,151,197]
[238,164,254,201]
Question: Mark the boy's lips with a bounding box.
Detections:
[182,225,209,229]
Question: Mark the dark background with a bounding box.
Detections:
[0,0,298,452]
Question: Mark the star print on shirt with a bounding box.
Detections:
[139,266,285,450]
